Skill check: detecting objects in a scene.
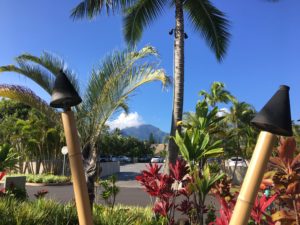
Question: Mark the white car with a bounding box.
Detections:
[227,157,247,167]
[150,156,164,163]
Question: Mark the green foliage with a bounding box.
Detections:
[208,161,221,175]
[2,185,28,201]
[98,131,153,158]
[0,198,160,225]
[98,175,119,209]
[199,82,234,107]
[21,174,70,184]
[0,144,19,171]
[172,93,226,225]
[0,99,64,175]
[205,205,216,225]
[174,101,224,170]
[71,1,230,60]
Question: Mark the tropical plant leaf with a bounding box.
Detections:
[70,0,133,19]
[183,0,230,61]
[79,46,170,145]
[0,85,59,123]
[173,131,190,162]
[0,64,53,94]
[123,0,167,45]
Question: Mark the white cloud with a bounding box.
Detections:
[107,112,144,130]
[217,107,230,117]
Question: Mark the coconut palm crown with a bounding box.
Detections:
[71,0,230,165]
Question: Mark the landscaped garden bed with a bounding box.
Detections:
[3,174,71,186]
[0,197,162,225]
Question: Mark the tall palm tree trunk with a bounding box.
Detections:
[168,0,185,166]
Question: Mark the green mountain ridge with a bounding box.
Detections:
[121,124,168,143]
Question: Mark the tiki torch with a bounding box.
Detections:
[229,85,292,225]
[50,71,93,225]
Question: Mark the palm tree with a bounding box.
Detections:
[199,82,235,107]
[224,100,257,180]
[0,46,170,204]
[71,0,230,165]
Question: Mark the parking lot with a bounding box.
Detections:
[115,162,164,187]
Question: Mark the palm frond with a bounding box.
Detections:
[16,52,80,94]
[123,0,167,45]
[0,85,59,123]
[79,46,170,145]
[70,0,134,19]
[0,64,54,94]
[184,0,230,61]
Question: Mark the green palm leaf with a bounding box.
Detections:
[0,64,53,94]
[123,0,167,44]
[184,0,230,61]
[78,46,170,145]
[0,52,80,95]
[70,0,134,19]
[16,52,80,94]
[0,85,59,123]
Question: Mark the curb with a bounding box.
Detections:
[25,182,72,187]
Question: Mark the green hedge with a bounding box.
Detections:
[7,174,71,184]
[0,198,165,225]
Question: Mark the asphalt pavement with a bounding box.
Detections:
[3,163,219,210]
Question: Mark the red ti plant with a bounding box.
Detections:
[210,176,236,225]
[0,171,5,182]
[268,137,300,224]
[210,176,277,225]
[0,171,5,195]
[251,193,278,225]
[136,159,191,224]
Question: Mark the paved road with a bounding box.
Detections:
[25,163,157,205]
[2,163,219,210]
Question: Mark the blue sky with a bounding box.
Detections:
[0,0,300,132]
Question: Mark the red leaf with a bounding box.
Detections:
[0,171,5,181]
[169,159,189,181]
[153,200,173,217]
[286,181,300,195]
[278,137,296,166]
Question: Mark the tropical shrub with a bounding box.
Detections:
[210,137,300,225]
[169,100,225,225]
[97,174,119,209]
[0,197,162,225]
[136,160,191,225]
[0,143,19,172]
[268,137,300,224]
[210,176,277,225]
[22,174,70,184]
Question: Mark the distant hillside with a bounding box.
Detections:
[121,124,169,143]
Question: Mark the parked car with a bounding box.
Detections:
[227,157,247,167]
[138,155,151,162]
[99,155,112,162]
[206,157,222,164]
[151,156,164,163]
[114,155,132,163]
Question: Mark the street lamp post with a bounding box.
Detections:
[50,70,93,225]
[61,146,68,176]
[229,85,292,225]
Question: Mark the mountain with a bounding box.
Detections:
[121,124,169,143]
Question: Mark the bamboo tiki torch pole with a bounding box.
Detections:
[229,132,276,225]
[229,85,292,224]
[61,109,94,225]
